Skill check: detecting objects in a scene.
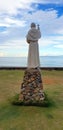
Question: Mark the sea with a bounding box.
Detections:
[0,56,63,67]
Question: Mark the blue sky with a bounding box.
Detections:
[0,0,63,57]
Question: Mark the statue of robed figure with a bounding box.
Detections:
[26,23,41,68]
[19,23,45,105]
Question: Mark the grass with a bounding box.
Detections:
[0,69,63,130]
[10,92,51,107]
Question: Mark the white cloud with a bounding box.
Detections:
[22,10,63,35]
[0,16,26,27]
[0,39,28,57]
[5,17,25,26]
[34,0,63,4]
[54,44,63,48]
[0,39,28,49]
[39,35,63,49]
[0,1,63,33]
[39,38,53,46]
[0,0,33,15]
[0,0,63,15]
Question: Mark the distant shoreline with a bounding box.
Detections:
[0,67,63,70]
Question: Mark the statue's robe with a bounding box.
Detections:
[26,27,41,68]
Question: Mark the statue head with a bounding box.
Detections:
[31,22,36,28]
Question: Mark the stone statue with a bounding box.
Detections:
[26,23,41,68]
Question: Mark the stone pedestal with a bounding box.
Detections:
[19,68,45,104]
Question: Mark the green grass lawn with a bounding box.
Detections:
[0,70,63,130]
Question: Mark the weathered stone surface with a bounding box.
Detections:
[19,68,45,104]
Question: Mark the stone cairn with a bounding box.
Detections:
[19,68,45,104]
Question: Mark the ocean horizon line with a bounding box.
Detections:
[0,56,63,67]
[0,55,63,58]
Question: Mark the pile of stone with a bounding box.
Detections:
[19,68,45,104]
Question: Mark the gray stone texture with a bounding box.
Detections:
[19,68,45,103]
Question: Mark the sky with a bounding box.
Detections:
[0,0,63,57]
